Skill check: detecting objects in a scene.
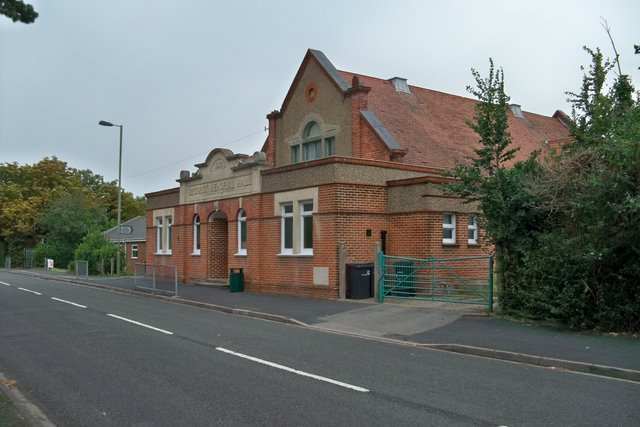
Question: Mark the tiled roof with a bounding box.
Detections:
[340,70,571,169]
[102,216,146,243]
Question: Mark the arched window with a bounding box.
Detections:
[302,121,322,162]
[303,121,321,139]
[193,214,201,255]
[291,121,336,164]
[237,209,247,255]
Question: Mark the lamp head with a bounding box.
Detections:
[98,120,114,127]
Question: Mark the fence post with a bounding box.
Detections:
[338,242,346,300]
[378,251,385,303]
[174,265,178,297]
[152,266,156,292]
[373,243,381,302]
[488,256,494,313]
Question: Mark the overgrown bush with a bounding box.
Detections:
[502,48,640,332]
[450,46,640,332]
[74,231,119,275]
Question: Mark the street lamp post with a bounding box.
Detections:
[99,120,123,275]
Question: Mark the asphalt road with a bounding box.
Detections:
[1,272,639,426]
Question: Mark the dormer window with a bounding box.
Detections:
[389,77,410,93]
[509,104,524,118]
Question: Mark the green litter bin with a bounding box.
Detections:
[229,268,244,292]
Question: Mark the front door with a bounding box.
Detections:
[208,212,228,279]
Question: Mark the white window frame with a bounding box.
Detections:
[193,214,201,255]
[165,216,172,254]
[131,244,139,259]
[468,214,478,245]
[153,208,174,256]
[155,217,163,253]
[300,201,313,255]
[237,209,247,256]
[442,213,456,244]
[281,203,294,255]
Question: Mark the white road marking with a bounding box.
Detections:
[106,314,173,335]
[216,347,370,393]
[18,287,41,295]
[0,281,12,286]
[51,297,87,309]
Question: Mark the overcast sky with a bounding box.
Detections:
[1,1,638,197]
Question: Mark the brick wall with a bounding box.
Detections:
[387,211,486,259]
[146,158,491,300]
[357,114,394,161]
[125,241,146,273]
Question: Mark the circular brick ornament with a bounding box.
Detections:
[305,82,318,102]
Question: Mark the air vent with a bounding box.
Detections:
[389,77,410,93]
[509,104,524,118]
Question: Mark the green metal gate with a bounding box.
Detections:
[378,253,494,311]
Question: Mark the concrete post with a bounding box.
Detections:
[338,242,346,299]
[373,242,381,302]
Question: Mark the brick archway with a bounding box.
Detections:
[207,211,228,279]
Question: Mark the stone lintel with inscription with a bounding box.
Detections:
[179,148,268,204]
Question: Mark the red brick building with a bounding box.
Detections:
[145,49,570,299]
[103,215,147,273]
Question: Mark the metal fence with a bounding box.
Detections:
[378,253,493,311]
[75,261,89,277]
[4,257,10,269]
[23,248,34,269]
[133,263,178,296]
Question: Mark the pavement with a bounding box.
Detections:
[5,269,640,384]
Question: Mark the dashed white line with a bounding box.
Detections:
[18,287,41,295]
[0,281,12,286]
[51,297,87,309]
[106,314,173,335]
[215,347,370,393]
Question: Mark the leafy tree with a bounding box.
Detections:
[0,157,146,268]
[448,43,640,331]
[33,192,111,268]
[0,158,75,264]
[478,41,640,331]
[0,0,37,23]
[69,166,146,222]
[447,59,523,307]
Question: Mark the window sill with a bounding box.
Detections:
[191,252,201,256]
[154,252,172,256]
[277,253,314,258]
[234,253,247,257]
